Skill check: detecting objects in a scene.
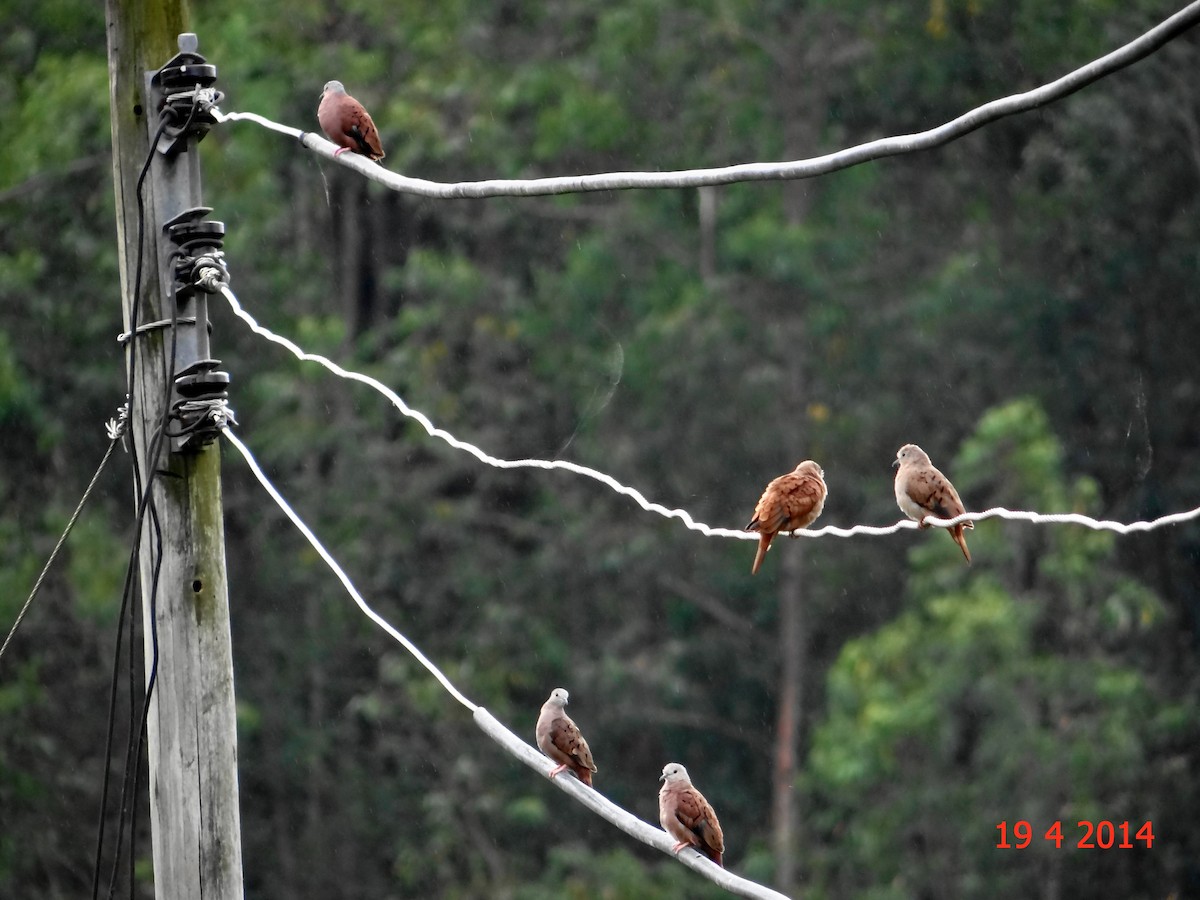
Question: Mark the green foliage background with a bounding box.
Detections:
[1,1,1198,897]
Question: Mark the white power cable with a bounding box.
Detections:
[209,3,1200,198]
[221,425,477,711]
[219,285,746,538]
[223,424,790,899]
[221,285,1200,541]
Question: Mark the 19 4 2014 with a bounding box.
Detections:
[995,820,1154,850]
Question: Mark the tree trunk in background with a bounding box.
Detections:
[304,585,328,889]
[772,540,806,893]
[768,7,832,884]
[771,323,812,892]
[698,185,718,284]
[336,178,364,336]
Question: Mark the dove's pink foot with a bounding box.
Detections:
[548,763,569,780]
[333,147,349,157]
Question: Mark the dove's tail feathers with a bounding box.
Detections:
[574,765,594,787]
[751,533,773,575]
[951,525,972,564]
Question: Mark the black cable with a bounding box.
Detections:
[109,486,164,900]
[90,103,177,900]
[112,250,183,900]
[124,524,137,898]
[90,443,162,900]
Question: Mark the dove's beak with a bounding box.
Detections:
[891,458,900,470]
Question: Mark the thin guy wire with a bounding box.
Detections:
[220,425,478,711]
[210,2,1200,197]
[0,437,120,667]
[222,424,787,900]
[220,286,1200,540]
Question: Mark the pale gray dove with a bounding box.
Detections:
[658,762,725,867]
[535,688,597,787]
[893,443,973,563]
[745,460,827,574]
[317,81,385,161]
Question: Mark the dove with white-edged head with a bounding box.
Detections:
[535,688,597,787]
[658,762,724,867]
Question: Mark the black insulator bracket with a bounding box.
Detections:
[161,205,233,452]
[170,360,233,452]
[164,206,230,304]
[150,33,224,157]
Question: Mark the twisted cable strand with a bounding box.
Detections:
[221,286,1200,541]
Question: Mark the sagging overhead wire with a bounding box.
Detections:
[220,425,476,712]
[218,284,740,539]
[219,285,1200,542]
[208,2,1200,197]
[220,424,789,900]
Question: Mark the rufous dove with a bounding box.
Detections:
[535,688,597,787]
[659,762,725,867]
[893,443,973,563]
[745,459,827,574]
[317,80,386,161]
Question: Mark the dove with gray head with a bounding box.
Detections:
[317,80,385,161]
[893,443,972,563]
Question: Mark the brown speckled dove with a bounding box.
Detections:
[745,460,827,574]
[535,688,597,787]
[659,762,724,867]
[317,80,385,161]
[893,443,973,563]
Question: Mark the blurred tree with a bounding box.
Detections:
[805,398,1191,897]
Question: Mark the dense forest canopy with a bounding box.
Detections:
[1,1,1198,897]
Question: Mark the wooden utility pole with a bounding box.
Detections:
[106,3,244,897]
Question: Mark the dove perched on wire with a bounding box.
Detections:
[745,459,827,575]
[535,688,597,787]
[893,443,973,563]
[659,763,725,867]
[317,80,386,162]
